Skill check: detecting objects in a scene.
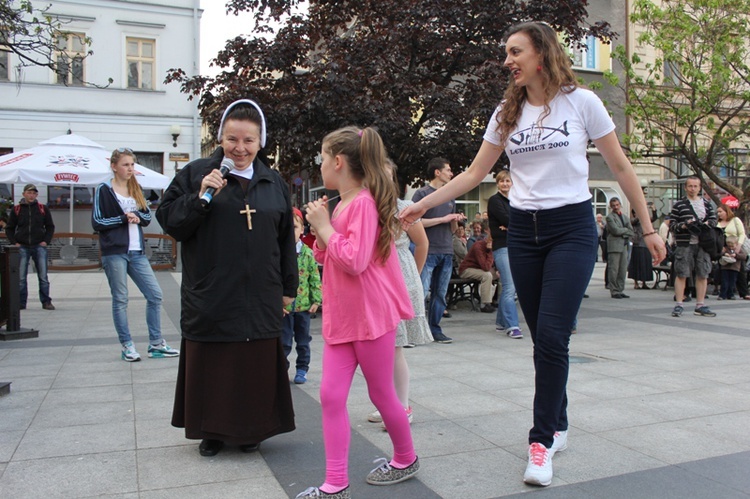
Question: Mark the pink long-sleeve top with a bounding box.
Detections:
[313,189,414,345]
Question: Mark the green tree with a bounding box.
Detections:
[606,0,750,210]
[167,0,612,185]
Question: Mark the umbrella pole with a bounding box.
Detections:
[69,185,74,244]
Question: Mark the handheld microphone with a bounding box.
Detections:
[199,158,235,205]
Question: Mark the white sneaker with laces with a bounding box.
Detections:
[121,341,141,362]
[550,430,568,456]
[523,442,552,486]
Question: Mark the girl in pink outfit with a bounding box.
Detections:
[296,127,418,499]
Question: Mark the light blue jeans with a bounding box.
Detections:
[18,245,51,306]
[102,251,163,345]
[492,247,519,331]
[420,253,453,337]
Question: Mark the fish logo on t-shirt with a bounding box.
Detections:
[509,121,569,146]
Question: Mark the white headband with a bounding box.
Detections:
[217,99,267,148]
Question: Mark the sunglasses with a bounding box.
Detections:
[115,147,134,154]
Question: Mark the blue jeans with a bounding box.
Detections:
[420,253,453,337]
[282,311,312,372]
[508,200,597,448]
[102,251,163,345]
[18,245,51,306]
[720,269,739,299]
[492,247,519,331]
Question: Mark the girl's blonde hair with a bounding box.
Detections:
[496,22,579,146]
[322,126,398,263]
[110,148,148,211]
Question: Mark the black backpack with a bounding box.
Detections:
[698,225,725,260]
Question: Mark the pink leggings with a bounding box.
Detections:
[320,329,416,489]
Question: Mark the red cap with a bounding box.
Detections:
[292,207,303,220]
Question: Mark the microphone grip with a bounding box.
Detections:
[199,164,232,206]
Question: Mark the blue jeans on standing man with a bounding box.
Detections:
[420,253,453,338]
[492,247,519,332]
[508,200,597,448]
[18,244,51,307]
[102,251,163,345]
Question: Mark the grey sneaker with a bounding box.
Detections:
[121,341,141,362]
[366,457,419,485]
[432,333,453,344]
[295,486,350,498]
[694,306,716,317]
[671,305,683,317]
[147,340,180,358]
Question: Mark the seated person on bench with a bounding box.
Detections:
[458,221,497,313]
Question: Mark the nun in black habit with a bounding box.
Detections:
[156,99,298,456]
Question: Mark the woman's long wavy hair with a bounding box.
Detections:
[322,126,399,264]
[110,149,148,210]
[496,22,579,146]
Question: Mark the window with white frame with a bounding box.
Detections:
[570,35,609,72]
[55,32,86,86]
[127,38,155,89]
[590,187,609,216]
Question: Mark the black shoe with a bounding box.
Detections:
[19,304,26,310]
[432,333,453,344]
[442,311,452,318]
[684,295,692,302]
[583,294,589,298]
[611,294,623,299]
[480,304,494,313]
[239,443,260,453]
[199,439,224,457]
[42,302,55,310]
[620,294,630,298]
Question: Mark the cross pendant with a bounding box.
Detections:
[240,204,256,230]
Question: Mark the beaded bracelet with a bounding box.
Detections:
[642,231,658,237]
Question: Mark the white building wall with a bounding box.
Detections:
[0,0,202,232]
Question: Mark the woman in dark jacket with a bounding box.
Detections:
[486,169,522,339]
[156,99,298,456]
[93,148,179,362]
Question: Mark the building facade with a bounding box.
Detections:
[0,0,201,231]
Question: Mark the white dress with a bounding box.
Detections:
[395,199,433,346]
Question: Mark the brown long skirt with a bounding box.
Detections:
[171,337,295,445]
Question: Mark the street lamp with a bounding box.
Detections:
[170,125,181,148]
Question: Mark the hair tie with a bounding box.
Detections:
[357,129,363,137]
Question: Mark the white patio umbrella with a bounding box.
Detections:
[0,133,171,232]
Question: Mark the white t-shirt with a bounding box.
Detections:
[483,88,615,211]
[115,192,142,252]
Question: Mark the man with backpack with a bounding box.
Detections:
[5,184,56,310]
[669,176,716,318]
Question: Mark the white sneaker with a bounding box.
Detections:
[523,442,552,486]
[550,430,568,456]
[380,406,413,430]
[121,341,141,362]
[367,410,382,423]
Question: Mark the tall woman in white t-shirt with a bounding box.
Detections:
[93,148,179,362]
[401,22,665,487]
